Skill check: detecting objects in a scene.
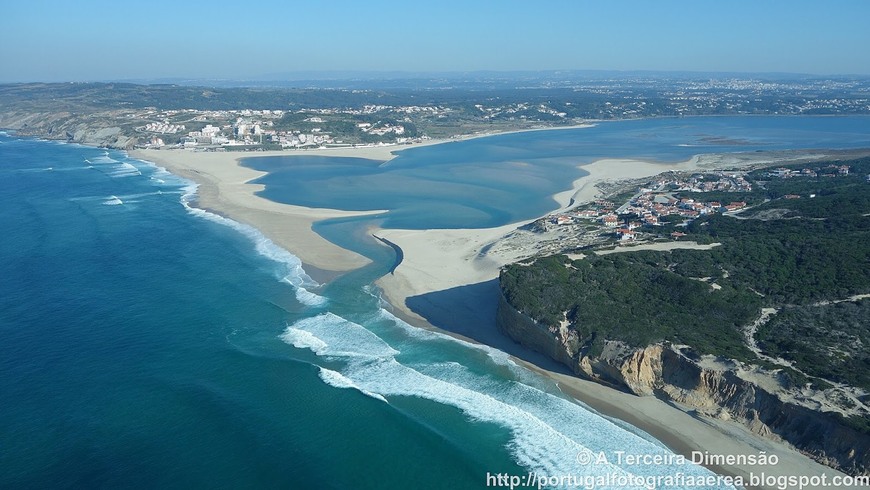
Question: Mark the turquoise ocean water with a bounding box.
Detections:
[2,116,869,489]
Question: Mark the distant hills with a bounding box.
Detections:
[109,70,867,90]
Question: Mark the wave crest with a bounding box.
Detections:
[318,367,388,403]
[280,310,729,485]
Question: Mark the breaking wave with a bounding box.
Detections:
[317,367,388,403]
[127,156,325,307]
[280,311,732,487]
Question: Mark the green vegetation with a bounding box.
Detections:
[501,157,870,377]
[501,254,762,359]
[677,190,765,206]
[838,413,870,437]
[756,299,870,391]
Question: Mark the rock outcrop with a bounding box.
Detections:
[0,111,139,149]
[497,292,870,476]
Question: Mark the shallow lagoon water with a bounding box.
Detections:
[248,115,870,260]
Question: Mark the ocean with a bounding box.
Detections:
[1,116,869,489]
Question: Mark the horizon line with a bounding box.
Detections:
[3,68,870,85]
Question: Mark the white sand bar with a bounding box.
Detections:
[130,148,390,272]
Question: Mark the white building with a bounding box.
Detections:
[202,125,221,137]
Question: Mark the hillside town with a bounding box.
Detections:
[135,107,434,150]
[545,171,754,240]
[535,162,855,248]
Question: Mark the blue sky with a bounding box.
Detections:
[1,0,868,81]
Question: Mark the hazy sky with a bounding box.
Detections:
[2,0,868,81]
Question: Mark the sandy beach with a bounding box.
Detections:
[130,138,852,488]
[531,363,850,487]
[130,147,395,275]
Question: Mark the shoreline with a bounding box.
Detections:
[130,148,391,275]
[130,132,856,488]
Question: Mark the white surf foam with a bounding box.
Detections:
[122,154,324,304]
[282,327,329,354]
[343,357,625,479]
[71,190,171,205]
[294,287,328,307]
[108,162,141,177]
[370,309,691,476]
[119,191,176,200]
[17,166,88,173]
[374,306,525,373]
[17,167,54,173]
[282,313,400,360]
[153,172,325,305]
[366,359,724,484]
[144,165,188,189]
[361,289,564,393]
[318,367,388,403]
[89,155,120,164]
[281,311,732,487]
[184,202,325,305]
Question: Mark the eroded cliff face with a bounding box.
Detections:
[496,292,870,476]
[0,111,139,149]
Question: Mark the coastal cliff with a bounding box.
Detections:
[495,159,870,475]
[497,291,870,475]
[0,111,139,149]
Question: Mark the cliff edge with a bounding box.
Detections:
[497,282,870,476]
[0,111,139,149]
